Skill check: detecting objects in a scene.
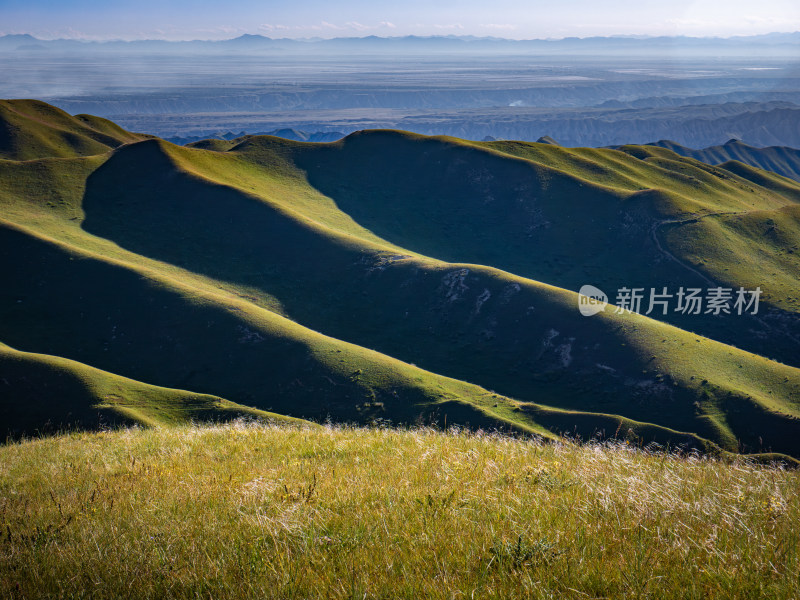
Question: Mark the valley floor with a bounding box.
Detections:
[1,423,798,599]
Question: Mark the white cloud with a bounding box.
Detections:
[259,24,291,32]
[481,23,517,30]
[665,18,706,27]
[347,21,397,31]
[345,21,370,31]
[433,23,465,30]
[269,20,400,34]
[742,14,800,26]
[664,14,800,36]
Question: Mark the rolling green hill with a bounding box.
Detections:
[648,138,800,183]
[0,342,306,437]
[1,99,799,459]
[0,99,148,160]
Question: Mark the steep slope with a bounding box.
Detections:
[2,102,799,457]
[0,99,148,160]
[648,139,800,183]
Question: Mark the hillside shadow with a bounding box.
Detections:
[78,141,656,409]
[292,131,685,291]
[291,133,800,369]
[81,140,354,299]
[0,221,380,424]
[0,350,136,439]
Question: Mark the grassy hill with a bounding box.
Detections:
[0,99,147,160]
[0,342,304,437]
[285,132,800,364]
[2,423,798,599]
[648,138,800,183]
[1,99,799,458]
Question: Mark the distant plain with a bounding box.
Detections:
[1,43,798,147]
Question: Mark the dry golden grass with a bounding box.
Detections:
[1,423,798,599]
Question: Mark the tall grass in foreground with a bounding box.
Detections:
[1,423,798,599]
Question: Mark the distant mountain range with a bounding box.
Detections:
[645,139,800,182]
[166,129,345,146]
[1,32,799,55]
[395,102,800,148]
[173,130,800,183]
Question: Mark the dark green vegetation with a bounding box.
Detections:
[1,100,799,458]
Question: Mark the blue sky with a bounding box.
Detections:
[1,0,798,40]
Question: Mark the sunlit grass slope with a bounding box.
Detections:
[0,99,147,160]
[2,423,799,599]
[0,342,304,438]
[1,100,799,457]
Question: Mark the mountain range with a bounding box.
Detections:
[1,99,799,461]
[646,139,800,182]
[1,32,799,56]
[167,129,345,146]
[170,131,800,184]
